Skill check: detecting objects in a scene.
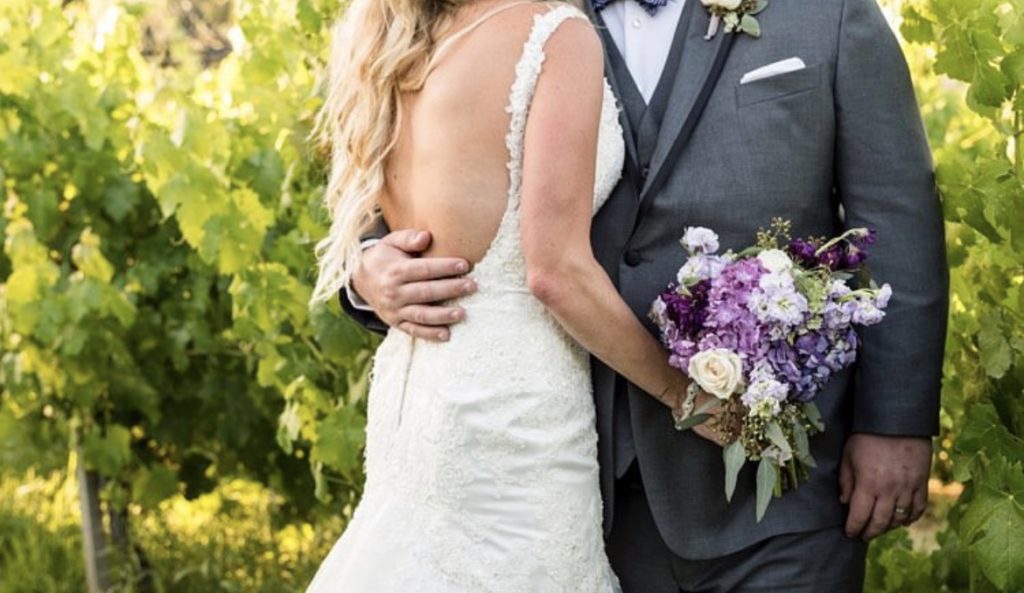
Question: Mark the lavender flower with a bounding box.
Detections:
[681,227,720,255]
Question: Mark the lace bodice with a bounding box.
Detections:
[471,3,626,294]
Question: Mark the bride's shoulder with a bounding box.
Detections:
[480,1,595,39]
[439,1,600,71]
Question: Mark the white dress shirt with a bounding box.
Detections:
[599,0,686,103]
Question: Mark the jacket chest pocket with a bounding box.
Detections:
[736,63,823,108]
[729,62,833,197]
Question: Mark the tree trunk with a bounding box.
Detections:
[77,449,110,593]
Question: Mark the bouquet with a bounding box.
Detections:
[649,218,891,521]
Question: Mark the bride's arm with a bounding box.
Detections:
[520,20,689,411]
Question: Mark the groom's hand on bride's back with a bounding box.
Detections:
[353,229,477,342]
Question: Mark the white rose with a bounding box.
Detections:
[756,249,794,275]
[701,0,742,9]
[687,348,745,400]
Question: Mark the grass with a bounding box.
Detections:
[1,468,964,593]
[0,469,346,593]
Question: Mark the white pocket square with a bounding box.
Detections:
[740,57,807,85]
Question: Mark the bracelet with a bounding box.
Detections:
[672,382,701,430]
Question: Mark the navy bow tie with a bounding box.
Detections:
[593,0,669,17]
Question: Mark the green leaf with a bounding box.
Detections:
[900,7,934,44]
[739,14,761,38]
[132,465,179,510]
[312,406,366,475]
[968,63,1013,110]
[276,401,301,454]
[791,420,816,468]
[955,402,1024,482]
[802,402,824,432]
[960,458,1024,592]
[755,457,777,522]
[81,425,132,477]
[978,324,1013,379]
[765,421,792,455]
[675,413,712,431]
[724,441,746,502]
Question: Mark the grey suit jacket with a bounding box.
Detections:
[342,0,949,561]
[585,0,947,559]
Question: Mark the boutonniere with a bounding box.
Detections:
[701,0,768,41]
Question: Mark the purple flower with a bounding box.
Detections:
[786,238,819,267]
[650,224,890,409]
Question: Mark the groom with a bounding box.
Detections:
[340,0,949,590]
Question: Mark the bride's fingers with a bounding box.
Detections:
[692,423,726,447]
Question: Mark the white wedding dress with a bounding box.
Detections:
[306,5,626,592]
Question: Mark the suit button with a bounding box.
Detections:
[624,250,642,267]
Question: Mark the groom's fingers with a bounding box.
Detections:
[844,489,874,539]
[395,257,472,284]
[396,321,451,343]
[399,304,465,327]
[891,491,915,528]
[863,495,896,541]
[380,229,433,254]
[910,486,928,523]
[838,454,853,505]
[396,278,477,306]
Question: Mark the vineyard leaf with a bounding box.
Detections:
[967,63,1013,110]
[978,324,1013,379]
[1002,50,1024,85]
[900,7,934,44]
[954,403,1024,482]
[132,465,179,509]
[313,406,366,475]
[960,458,1024,592]
[82,425,132,477]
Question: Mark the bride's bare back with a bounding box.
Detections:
[379,1,551,264]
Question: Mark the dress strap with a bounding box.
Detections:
[428,1,536,74]
[502,4,590,212]
[467,3,590,283]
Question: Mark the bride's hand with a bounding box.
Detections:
[685,387,730,448]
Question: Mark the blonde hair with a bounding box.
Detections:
[309,0,472,306]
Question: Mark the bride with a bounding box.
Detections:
[306,0,699,591]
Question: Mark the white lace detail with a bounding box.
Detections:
[306,5,625,593]
[471,3,624,296]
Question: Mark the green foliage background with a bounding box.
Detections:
[0,0,1021,591]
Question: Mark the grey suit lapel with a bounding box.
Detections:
[641,6,734,199]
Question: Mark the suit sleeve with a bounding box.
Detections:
[833,0,949,437]
[338,217,391,335]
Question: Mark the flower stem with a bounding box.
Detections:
[813,228,865,256]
